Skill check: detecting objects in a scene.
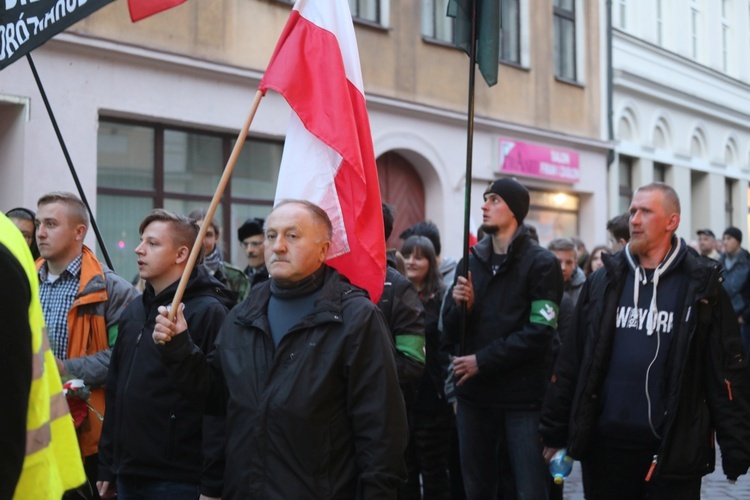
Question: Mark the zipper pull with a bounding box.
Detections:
[725,379,733,401]
[645,455,658,482]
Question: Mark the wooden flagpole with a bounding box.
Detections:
[164,89,264,325]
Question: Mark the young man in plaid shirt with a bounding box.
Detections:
[35,192,138,498]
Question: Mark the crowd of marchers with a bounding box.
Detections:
[4,179,750,500]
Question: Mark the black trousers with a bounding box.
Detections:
[581,443,701,500]
[399,408,454,500]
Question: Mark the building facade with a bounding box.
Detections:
[0,0,608,280]
[610,0,750,244]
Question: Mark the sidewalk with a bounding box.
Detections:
[562,447,750,499]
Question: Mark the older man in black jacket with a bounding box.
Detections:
[541,183,750,499]
[153,199,408,499]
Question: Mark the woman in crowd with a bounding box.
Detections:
[6,207,40,260]
[583,244,611,276]
[401,235,453,499]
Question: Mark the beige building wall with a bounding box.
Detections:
[2,1,609,259]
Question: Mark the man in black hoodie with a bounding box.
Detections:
[97,209,232,499]
[541,183,750,498]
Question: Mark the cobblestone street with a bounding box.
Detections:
[562,447,750,499]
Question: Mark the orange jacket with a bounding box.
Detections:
[37,246,138,457]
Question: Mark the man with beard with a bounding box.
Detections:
[442,178,563,499]
[541,183,750,499]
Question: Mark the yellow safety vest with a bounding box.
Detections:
[1,214,86,498]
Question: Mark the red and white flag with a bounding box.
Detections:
[128,0,187,22]
[259,0,386,302]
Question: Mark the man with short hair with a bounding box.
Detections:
[549,237,586,305]
[153,200,408,498]
[379,203,426,408]
[188,209,249,304]
[697,228,721,260]
[720,226,750,353]
[35,192,138,497]
[443,178,563,499]
[541,183,750,498]
[97,209,231,499]
[237,217,268,289]
[607,213,630,252]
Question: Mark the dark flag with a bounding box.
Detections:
[447,0,500,87]
[0,0,115,71]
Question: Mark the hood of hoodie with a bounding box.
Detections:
[623,235,688,336]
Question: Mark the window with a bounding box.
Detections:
[690,0,700,59]
[554,0,576,81]
[722,0,731,72]
[349,0,381,24]
[654,162,667,183]
[421,0,453,42]
[422,0,520,64]
[618,156,633,215]
[656,0,664,45]
[525,190,580,247]
[97,119,282,280]
[617,0,627,29]
[500,0,520,63]
[726,178,735,227]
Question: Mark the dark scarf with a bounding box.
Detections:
[270,265,327,299]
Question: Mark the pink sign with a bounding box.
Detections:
[497,138,580,183]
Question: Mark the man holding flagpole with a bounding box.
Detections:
[152,200,408,498]
[443,178,563,499]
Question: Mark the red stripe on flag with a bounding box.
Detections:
[128,0,187,22]
[259,8,386,302]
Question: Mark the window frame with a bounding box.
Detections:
[553,0,577,82]
[96,117,280,260]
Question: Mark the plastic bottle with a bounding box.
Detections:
[549,449,574,484]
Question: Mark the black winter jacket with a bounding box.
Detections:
[540,242,750,481]
[98,267,232,496]
[442,227,564,408]
[160,265,409,499]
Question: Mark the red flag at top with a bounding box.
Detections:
[128,0,187,22]
[258,0,386,303]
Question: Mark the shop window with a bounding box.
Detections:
[525,190,580,247]
[97,119,282,280]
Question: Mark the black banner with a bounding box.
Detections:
[0,0,115,71]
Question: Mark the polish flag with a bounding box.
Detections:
[128,0,187,22]
[259,0,386,302]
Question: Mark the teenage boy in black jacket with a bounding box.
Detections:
[97,209,232,499]
[443,178,563,499]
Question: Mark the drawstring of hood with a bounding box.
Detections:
[624,237,683,336]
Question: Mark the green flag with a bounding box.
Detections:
[447,0,500,87]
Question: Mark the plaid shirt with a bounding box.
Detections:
[39,254,83,359]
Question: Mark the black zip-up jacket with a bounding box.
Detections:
[98,266,232,496]
[442,226,564,408]
[159,265,408,499]
[540,242,750,481]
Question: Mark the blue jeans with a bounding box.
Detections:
[455,399,548,500]
[116,476,199,500]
